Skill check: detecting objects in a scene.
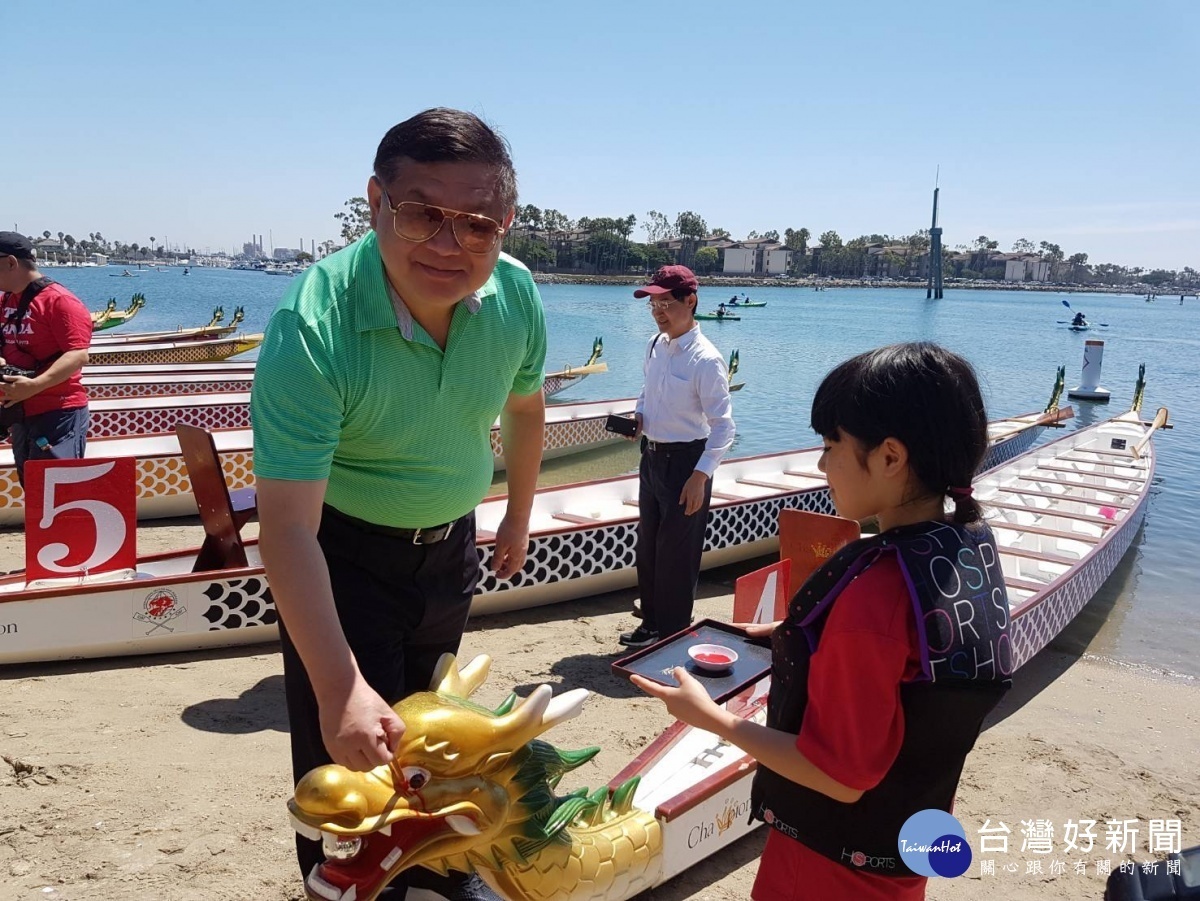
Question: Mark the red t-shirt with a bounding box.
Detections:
[0,282,92,415]
[752,555,929,901]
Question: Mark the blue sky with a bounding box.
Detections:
[10,1,1198,270]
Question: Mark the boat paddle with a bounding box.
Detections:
[1131,407,1170,459]
[1058,298,1109,327]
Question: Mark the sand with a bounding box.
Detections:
[1,518,1197,901]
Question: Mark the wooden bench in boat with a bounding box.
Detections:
[551,512,602,525]
[1005,574,1052,594]
[992,485,1134,509]
[1035,463,1147,482]
[988,519,1105,543]
[999,545,1081,567]
[783,468,826,481]
[1016,475,1138,498]
[1059,453,1143,467]
[736,477,807,492]
[985,499,1121,526]
[175,424,257,572]
[1069,446,1141,458]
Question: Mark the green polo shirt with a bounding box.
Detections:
[250,230,546,527]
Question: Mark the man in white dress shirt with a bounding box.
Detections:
[619,265,735,649]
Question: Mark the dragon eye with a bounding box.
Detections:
[402,766,430,791]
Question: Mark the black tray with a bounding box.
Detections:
[612,619,772,704]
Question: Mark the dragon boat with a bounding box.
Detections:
[90,294,146,331]
[0,393,1072,662]
[84,332,263,366]
[79,335,601,400]
[0,397,641,525]
[90,306,245,345]
[82,362,257,400]
[543,337,607,399]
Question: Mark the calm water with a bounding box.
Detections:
[48,266,1200,677]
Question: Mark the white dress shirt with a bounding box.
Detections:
[634,324,735,477]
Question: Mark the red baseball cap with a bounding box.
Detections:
[633,265,699,298]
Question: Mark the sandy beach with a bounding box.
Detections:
[1,518,1197,901]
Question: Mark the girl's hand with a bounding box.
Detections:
[631,667,727,734]
[732,620,781,639]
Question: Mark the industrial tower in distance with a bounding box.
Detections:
[926,182,944,299]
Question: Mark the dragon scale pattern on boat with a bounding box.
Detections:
[82,402,251,439]
[200,577,276,632]
[476,488,838,596]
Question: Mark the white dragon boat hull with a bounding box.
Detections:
[0,407,1069,663]
[82,363,256,400]
[0,398,642,524]
[85,334,263,366]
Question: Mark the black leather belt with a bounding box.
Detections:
[323,505,461,545]
[644,437,707,452]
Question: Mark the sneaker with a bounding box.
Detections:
[618,625,659,649]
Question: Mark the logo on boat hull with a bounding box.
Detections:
[134,589,187,634]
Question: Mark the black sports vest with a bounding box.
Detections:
[750,521,1012,876]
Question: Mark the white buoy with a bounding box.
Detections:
[1067,339,1111,402]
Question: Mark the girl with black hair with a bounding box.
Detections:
[633,342,1012,900]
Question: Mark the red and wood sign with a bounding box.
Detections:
[24,458,137,583]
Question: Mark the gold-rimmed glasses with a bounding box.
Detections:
[379,187,506,254]
[646,297,684,311]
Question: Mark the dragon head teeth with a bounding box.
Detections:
[446,815,481,836]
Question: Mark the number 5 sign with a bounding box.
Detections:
[23,458,137,584]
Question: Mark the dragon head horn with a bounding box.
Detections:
[494,684,590,747]
[429,653,492,697]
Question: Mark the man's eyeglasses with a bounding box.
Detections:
[645,295,688,310]
[379,187,506,254]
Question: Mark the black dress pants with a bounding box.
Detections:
[635,438,713,637]
[278,505,481,891]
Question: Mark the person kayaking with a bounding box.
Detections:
[1072,311,1087,327]
[729,294,739,304]
[717,303,728,319]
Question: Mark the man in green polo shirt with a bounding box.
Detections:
[251,108,545,900]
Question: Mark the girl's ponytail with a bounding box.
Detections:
[946,485,982,524]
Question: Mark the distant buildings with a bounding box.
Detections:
[721,237,793,276]
[1000,254,1051,283]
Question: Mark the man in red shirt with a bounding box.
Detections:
[0,232,93,483]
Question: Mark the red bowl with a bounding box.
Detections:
[688,643,739,672]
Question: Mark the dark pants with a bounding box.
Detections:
[636,438,713,637]
[280,505,481,892]
[9,405,89,486]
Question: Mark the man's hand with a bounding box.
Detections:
[679,470,709,516]
[0,374,39,406]
[492,513,530,580]
[318,677,407,771]
[624,412,643,441]
[631,666,728,734]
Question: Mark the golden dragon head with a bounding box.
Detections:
[290,654,610,901]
